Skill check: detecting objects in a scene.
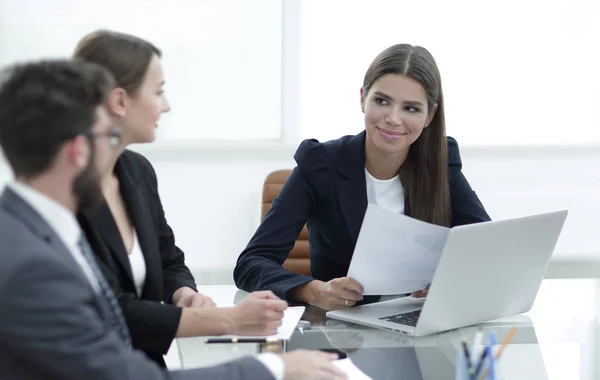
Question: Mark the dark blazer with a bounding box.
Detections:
[78,150,197,367]
[0,188,271,380]
[233,131,491,302]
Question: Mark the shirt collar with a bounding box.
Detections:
[8,181,81,248]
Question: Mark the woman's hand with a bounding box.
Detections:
[410,284,430,298]
[173,287,216,308]
[292,278,364,310]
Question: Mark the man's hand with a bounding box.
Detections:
[282,350,347,380]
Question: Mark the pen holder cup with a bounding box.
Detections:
[456,353,501,380]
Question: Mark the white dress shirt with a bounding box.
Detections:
[9,181,100,293]
[8,181,285,379]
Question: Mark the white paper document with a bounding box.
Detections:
[217,305,305,340]
[347,203,450,295]
[333,358,372,380]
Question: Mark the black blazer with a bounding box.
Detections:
[78,150,197,367]
[233,131,491,302]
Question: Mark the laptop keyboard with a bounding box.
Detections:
[379,310,421,327]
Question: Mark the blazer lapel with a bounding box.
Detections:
[81,202,135,285]
[115,156,162,300]
[1,188,87,280]
[333,131,368,244]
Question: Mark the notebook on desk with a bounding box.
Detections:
[327,210,568,337]
[208,305,305,341]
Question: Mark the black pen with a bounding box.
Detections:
[461,338,475,380]
[204,337,280,344]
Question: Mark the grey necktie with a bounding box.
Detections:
[77,234,132,348]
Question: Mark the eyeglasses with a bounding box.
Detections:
[85,128,122,149]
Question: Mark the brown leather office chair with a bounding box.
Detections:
[262,169,310,276]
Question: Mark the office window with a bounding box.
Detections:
[0,0,282,141]
[298,0,600,145]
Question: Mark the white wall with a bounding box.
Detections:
[1,144,599,283]
[0,0,283,141]
[298,0,600,146]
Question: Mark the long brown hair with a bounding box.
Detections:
[73,30,161,95]
[363,44,451,227]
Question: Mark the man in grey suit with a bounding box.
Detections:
[0,59,346,380]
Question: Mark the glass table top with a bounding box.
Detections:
[176,279,600,379]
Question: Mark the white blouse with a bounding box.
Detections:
[128,230,147,297]
[365,168,405,214]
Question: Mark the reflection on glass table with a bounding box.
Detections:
[175,279,600,380]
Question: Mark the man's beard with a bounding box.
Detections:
[73,151,103,211]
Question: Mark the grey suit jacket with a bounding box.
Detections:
[0,188,272,380]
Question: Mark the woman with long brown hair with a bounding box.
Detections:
[234,44,491,310]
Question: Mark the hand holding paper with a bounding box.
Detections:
[212,304,305,341]
[217,290,289,336]
[301,277,364,310]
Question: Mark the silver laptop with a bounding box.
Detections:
[326,210,568,337]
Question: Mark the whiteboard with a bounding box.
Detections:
[0,0,283,141]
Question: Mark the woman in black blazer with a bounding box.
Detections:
[74,30,287,367]
[234,44,491,310]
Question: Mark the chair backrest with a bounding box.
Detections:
[262,169,310,276]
